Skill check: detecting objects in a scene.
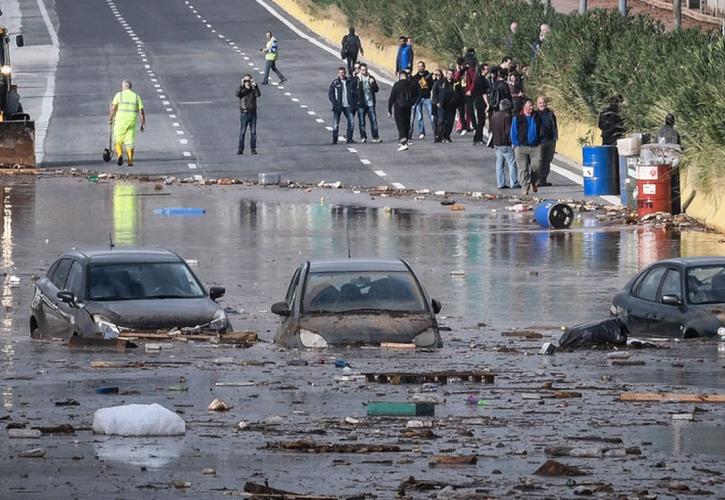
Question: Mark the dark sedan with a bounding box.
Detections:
[271,259,443,348]
[611,257,725,339]
[29,248,230,339]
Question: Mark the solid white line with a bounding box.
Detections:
[255,0,392,86]
[34,0,60,163]
[375,170,386,176]
[392,182,406,189]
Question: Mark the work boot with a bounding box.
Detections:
[237,149,243,155]
[531,183,538,193]
[127,148,135,167]
[251,150,258,155]
[117,155,124,166]
[115,144,123,166]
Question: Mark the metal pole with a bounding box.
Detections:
[674,0,682,29]
[619,0,627,14]
[580,0,588,13]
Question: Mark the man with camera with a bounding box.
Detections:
[235,74,261,155]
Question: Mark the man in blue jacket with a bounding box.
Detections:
[395,36,413,75]
[328,67,356,144]
[510,98,542,195]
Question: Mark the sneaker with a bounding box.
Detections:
[331,141,338,145]
[397,143,409,151]
[237,150,243,155]
[117,155,123,166]
[418,133,425,140]
[460,130,467,136]
[260,81,269,85]
[251,150,258,155]
[531,183,538,193]
[360,137,367,143]
[498,185,510,189]
[512,184,522,189]
[280,78,287,83]
[127,162,134,167]
[372,138,383,143]
[539,181,552,187]
[444,139,452,143]
[346,139,356,144]
[523,187,530,195]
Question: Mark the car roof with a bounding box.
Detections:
[61,247,184,264]
[308,258,409,273]
[652,256,725,267]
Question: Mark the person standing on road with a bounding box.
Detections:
[452,58,470,134]
[511,98,542,195]
[388,70,418,151]
[341,27,364,76]
[536,96,557,186]
[491,99,519,189]
[354,63,382,143]
[472,64,490,144]
[412,61,434,140]
[260,31,287,85]
[432,68,457,143]
[328,67,356,145]
[235,74,261,155]
[108,80,145,167]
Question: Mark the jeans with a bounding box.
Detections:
[357,106,379,140]
[345,52,358,76]
[263,59,285,83]
[238,111,257,152]
[435,105,456,142]
[332,107,354,142]
[495,146,519,188]
[514,145,542,189]
[414,98,433,136]
[539,141,556,183]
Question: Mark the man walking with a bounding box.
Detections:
[235,74,261,155]
[536,96,557,186]
[472,64,490,144]
[491,99,519,189]
[388,70,417,151]
[412,61,434,140]
[355,63,381,143]
[108,80,145,167]
[341,27,364,76]
[328,67,356,144]
[260,31,287,85]
[432,68,457,143]
[511,98,542,195]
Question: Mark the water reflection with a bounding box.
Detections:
[94,437,185,468]
[113,183,138,245]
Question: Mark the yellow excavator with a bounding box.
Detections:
[0,8,34,167]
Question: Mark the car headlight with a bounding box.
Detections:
[210,309,227,331]
[299,329,328,348]
[718,327,725,339]
[93,315,120,339]
[413,328,438,347]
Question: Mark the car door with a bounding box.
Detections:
[648,267,687,338]
[282,266,302,332]
[627,265,667,336]
[59,260,85,337]
[40,258,73,337]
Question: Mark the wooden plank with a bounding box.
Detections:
[619,392,725,403]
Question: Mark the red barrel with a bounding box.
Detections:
[636,164,672,218]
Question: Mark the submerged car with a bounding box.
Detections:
[272,259,443,348]
[29,248,230,339]
[611,257,725,339]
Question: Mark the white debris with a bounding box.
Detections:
[344,417,360,425]
[92,403,186,436]
[264,416,283,425]
[8,429,41,438]
[434,190,446,196]
[606,351,631,359]
[8,276,20,287]
[19,448,47,458]
[238,420,249,430]
[207,398,231,411]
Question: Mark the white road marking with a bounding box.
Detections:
[176,130,184,135]
[360,159,371,165]
[173,122,180,127]
[347,147,357,153]
[165,107,173,112]
[169,114,176,118]
[248,62,254,66]
[315,118,324,123]
[300,104,307,108]
[188,163,198,169]
[183,151,192,157]
[163,100,170,105]
[325,126,333,131]
[374,169,386,176]
[284,92,291,96]
[243,56,250,60]
[307,111,316,115]
[180,139,188,144]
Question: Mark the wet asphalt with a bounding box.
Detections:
[0,176,724,498]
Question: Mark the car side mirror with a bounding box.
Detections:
[431,299,442,314]
[15,35,24,47]
[57,290,76,306]
[209,286,225,301]
[661,294,682,306]
[271,301,291,317]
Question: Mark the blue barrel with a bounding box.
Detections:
[582,146,619,196]
[534,200,574,229]
[153,207,206,217]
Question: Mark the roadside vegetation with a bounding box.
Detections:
[311,0,725,191]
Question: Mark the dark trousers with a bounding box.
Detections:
[465,95,477,131]
[456,97,467,131]
[394,106,412,143]
[435,106,456,141]
[473,97,487,143]
[238,111,257,152]
[345,52,359,76]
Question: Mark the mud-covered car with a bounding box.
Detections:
[611,257,725,339]
[271,259,442,348]
[29,248,230,339]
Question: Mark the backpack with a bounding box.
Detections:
[488,82,501,110]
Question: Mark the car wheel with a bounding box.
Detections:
[30,325,40,338]
[682,329,700,339]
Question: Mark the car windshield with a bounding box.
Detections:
[686,265,725,305]
[89,262,205,301]
[302,271,427,313]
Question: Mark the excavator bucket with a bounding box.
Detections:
[0,119,35,167]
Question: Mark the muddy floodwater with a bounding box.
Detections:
[1,176,724,498]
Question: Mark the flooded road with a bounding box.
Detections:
[1,176,724,498]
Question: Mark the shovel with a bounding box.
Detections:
[102,122,113,162]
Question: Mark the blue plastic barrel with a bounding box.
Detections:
[534,200,574,229]
[582,145,619,196]
[153,207,206,217]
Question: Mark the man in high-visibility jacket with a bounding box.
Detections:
[108,80,145,167]
[260,31,287,85]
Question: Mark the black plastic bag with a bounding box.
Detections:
[558,318,628,348]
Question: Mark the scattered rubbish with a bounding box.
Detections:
[421,383,438,393]
[172,480,191,489]
[671,413,694,421]
[439,199,456,206]
[266,440,402,453]
[238,421,249,430]
[508,203,530,212]
[54,399,80,407]
[344,417,360,425]
[546,446,603,458]
[434,190,446,196]
[364,370,494,385]
[429,454,477,467]
[95,386,119,395]
[90,360,143,369]
[334,359,351,368]
[18,448,47,458]
[153,207,206,217]
[540,342,556,355]
[264,416,284,425]
[243,481,336,499]
[32,424,75,434]
[145,342,174,351]
[92,403,186,436]
[380,342,416,349]
[217,331,258,345]
[201,468,216,475]
[8,275,20,287]
[611,359,645,366]
[619,392,725,403]
[558,318,627,348]
[406,420,429,428]
[606,351,631,359]
[8,429,41,438]
[450,270,465,276]
[69,337,135,350]
[215,382,255,387]
[534,459,588,477]
[502,330,543,339]
[449,204,465,211]
[465,395,487,407]
[366,401,435,417]
[207,399,231,412]
[167,384,189,392]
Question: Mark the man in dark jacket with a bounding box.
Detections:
[235,74,261,155]
[354,63,381,143]
[598,96,625,146]
[491,99,519,189]
[387,70,418,151]
[656,113,681,145]
[487,67,511,125]
[536,96,558,186]
[412,61,434,140]
[511,98,542,195]
[328,67,356,144]
[341,27,364,76]
[472,64,490,144]
[432,68,457,143]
